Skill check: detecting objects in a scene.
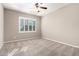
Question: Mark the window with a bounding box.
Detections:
[19,16,36,33]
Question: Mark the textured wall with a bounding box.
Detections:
[4,9,41,42]
[42,4,79,47]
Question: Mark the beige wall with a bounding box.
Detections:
[4,9,41,42]
[42,4,79,47]
[0,4,4,49]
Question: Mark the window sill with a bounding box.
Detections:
[19,31,36,33]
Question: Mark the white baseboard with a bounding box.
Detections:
[44,37,79,49]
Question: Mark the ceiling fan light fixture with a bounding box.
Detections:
[35,3,47,13]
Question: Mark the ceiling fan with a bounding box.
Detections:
[35,3,47,12]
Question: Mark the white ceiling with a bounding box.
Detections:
[2,3,69,16]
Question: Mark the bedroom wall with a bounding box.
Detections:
[42,4,79,47]
[0,4,4,49]
[4,9,41,42]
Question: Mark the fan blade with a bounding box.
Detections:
[40,7,47,9]
[35,3,39,8]
[35,3,38,6]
